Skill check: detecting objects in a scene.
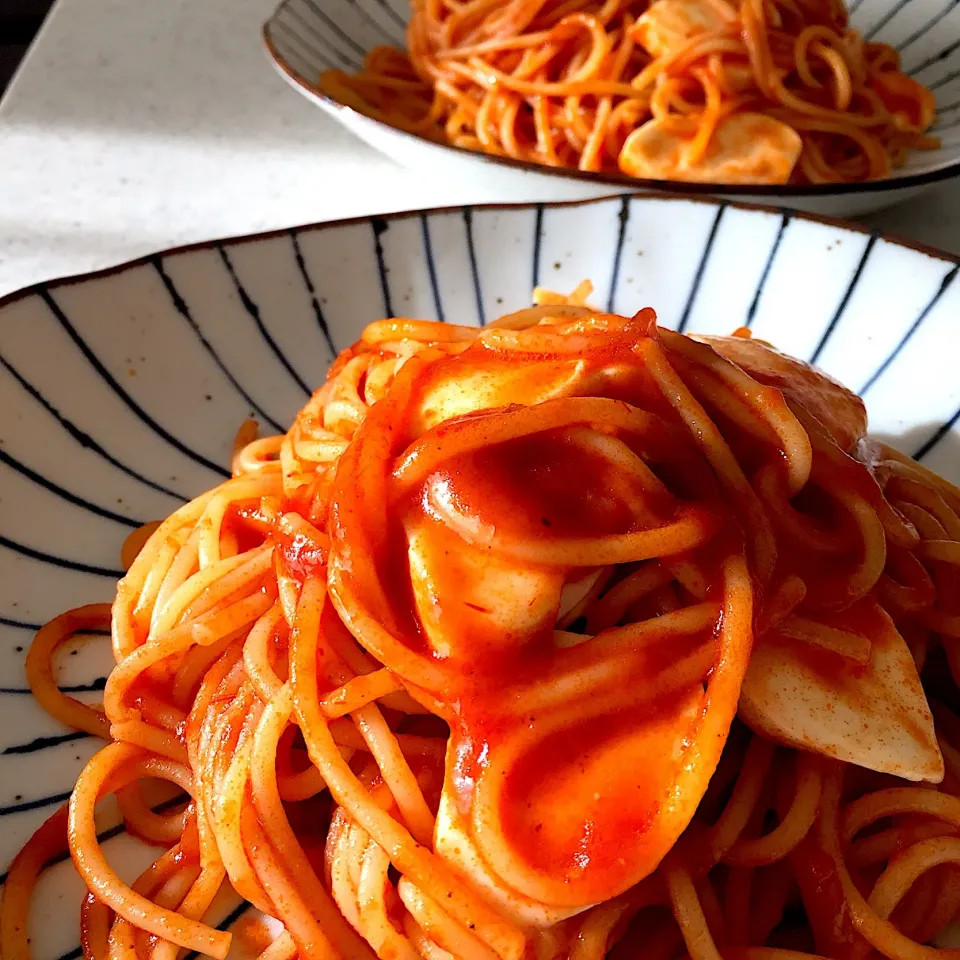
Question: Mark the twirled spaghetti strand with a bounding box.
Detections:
[2,288,960,960]
[317,0,938,184]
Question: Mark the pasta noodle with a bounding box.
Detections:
[4,283,960,960]
[317,0,938,184]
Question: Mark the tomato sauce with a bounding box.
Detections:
[324,329,741,906]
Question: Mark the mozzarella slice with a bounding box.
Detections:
[409,356,588,434]
[633,0,730,58]
[739,600,943,782]
[405,512,564,660]
[434,682,706,922]
[433,792,586,927]
[619,112,802,185]
[697,334,867,451]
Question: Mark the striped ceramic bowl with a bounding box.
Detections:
[2,194,960,957]
[263,0,960,217]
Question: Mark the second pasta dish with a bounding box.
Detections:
[319,0,939,185]
[4,285,960,960]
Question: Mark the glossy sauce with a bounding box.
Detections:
[277,527,328,583]
[480,690,703,882]
[315,319,948,921]
[339,333,737,907]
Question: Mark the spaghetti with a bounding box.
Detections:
[4,284,960,960]
[317,0,939,184]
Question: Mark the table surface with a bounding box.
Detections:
[1,0,958,301]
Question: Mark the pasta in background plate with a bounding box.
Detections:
[3,284,960,960]
[318,0,939,184]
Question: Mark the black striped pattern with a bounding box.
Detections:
[217,246,313,397]
[283,1,361,69]
[677,204,727,333]
[0,794,187,884]
[343,0,405,43]
[0,792,189,902]
[371,217,394,317]
[746,212,791,326]
[0,789,72,817]
[939,97,960,116]
[0,678,106,695]
[40,289,230,479]
[930,65,960,91]
[898,0,960,54]
[606,196,631,313]
[0,534,124,578]
[532,204,544,291]
[420,214,445,322]
[154,257,287,433]
[864,0,912,39]
[861,265,960,393]
[916,403,960,460]
[3,731,90,755]
[463,208,486,326]
[0,352,187,501]
[935,109,960,131]
[0,615,40,631]
[910,37,960,77]
[808,234,879,365]
[290,231,338,354]
[269,17,335,71]
[362,0,406,30]
[0,449,141,527]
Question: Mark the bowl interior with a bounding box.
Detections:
[2,194,960,959]
[264,0,960,193]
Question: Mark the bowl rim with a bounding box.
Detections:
[261,17,960,200]
[2,192,958,318]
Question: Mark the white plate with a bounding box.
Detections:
[263,0,960,218]
[1,194,959,958]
